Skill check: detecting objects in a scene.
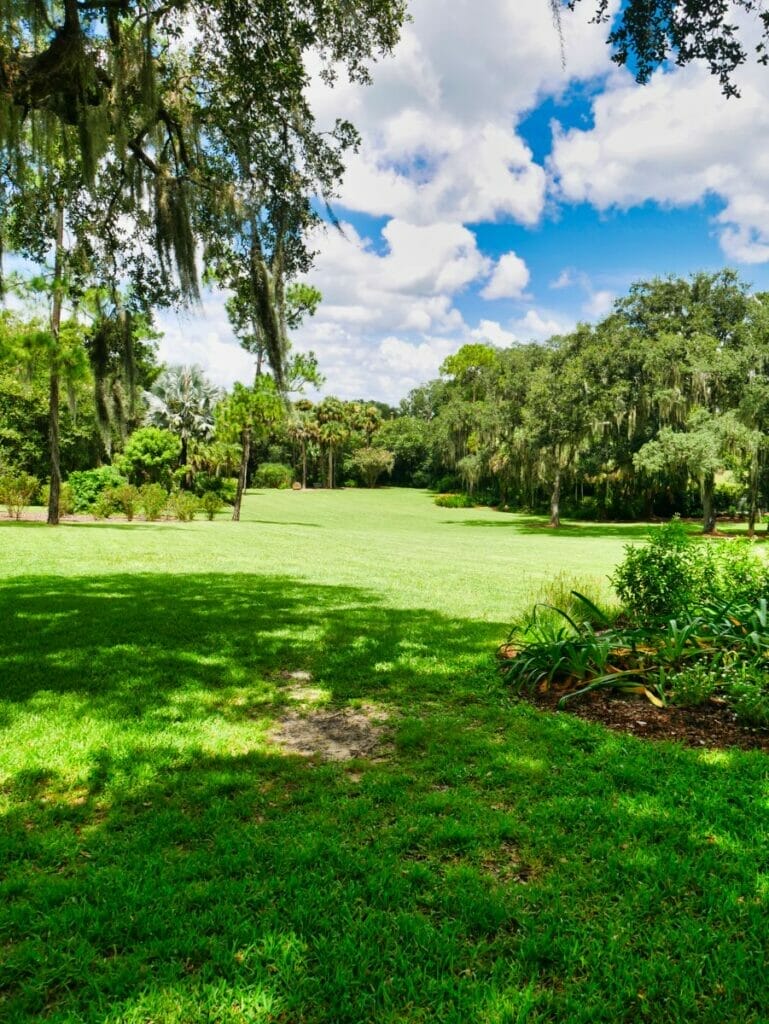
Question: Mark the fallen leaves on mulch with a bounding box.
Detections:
[531,688,769,752]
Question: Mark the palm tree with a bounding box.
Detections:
[287,401,319,489]
[315,398,349,488]
[146,365,221,468]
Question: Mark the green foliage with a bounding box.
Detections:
[0,470,38,519]
[612,521,769,622]
[667,662,720,707]
[168,491,199,522]
[92,490,118,520]
[434,493,474,508]
[111,484,140,521]
[254,462,293,489]
[120,427,181,485]
[40,481,75,516]
[434,475,462,494]
[192,473,237,504]
[200,491,224,521]
[349,447,394,488]
[67,466,127,512]
[148,365,220,460]
[139,483,169,522]
[728,665,769,726]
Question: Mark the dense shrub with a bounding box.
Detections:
[169,491,199,522]
[111,484,140,521]
[200,491,223,520]
[119,427,181,485]
[68,466,126,512]
[0,470,39,518]
[728,664,769,726]
[193,473,237,504]
[434,475,461,494]
[611,520,769,622]
[139,483,168,522]
[434,492,474,508]
[92,489,118,519]
[253,462,293,489]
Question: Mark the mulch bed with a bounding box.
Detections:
[531,688,769,752]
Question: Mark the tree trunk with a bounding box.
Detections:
[748,453,759,536]
[701,473,716,534]
[548,469,561,528]
[301,441,307,489]
[232,427,251,521]
[47,202,65,526]
[328,448,333,489]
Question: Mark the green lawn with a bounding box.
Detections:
[1,489,767,1023]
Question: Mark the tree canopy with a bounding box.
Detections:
[570,0,769,97]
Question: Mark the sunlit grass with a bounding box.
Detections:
[1,489,768,1022]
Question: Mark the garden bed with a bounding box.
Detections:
[530,686,769,751]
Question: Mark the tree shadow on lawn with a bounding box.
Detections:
[3,574,769,1022]
[442,516,655,541]
[0,572,505,718]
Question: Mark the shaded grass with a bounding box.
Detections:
[1,490,769,1022]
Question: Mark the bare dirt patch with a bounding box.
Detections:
[269,704,389,761]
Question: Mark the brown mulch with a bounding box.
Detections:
[531,687,769,752]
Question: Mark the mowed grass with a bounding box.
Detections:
[1,489,767,1023]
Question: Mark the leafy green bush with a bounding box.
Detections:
[200,491,223,521]
[0,470,39,519]
[434,475,461,494]
[727,665,769,726]
[139,483,168,522]
[192,473,237,504]
[434,493,474,508]
[169,492,199,522]
[92,489,118,519]
[67,466,126,512]
[40,481,75,516]
[111,484,140,521]
[612,520,769,622]
[119,427,181,485]
[253,462,293,489]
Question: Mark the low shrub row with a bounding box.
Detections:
[93,485,224,522]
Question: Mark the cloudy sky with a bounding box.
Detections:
[158,0,769,405]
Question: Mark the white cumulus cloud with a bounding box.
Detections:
[482,251,530,300]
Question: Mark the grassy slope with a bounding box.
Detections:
[1,490,767,1023]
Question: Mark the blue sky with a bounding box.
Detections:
[159,0,769,403]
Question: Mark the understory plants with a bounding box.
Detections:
[434,492,474,509]
[67,466,126,512]
[501,521,769,724]
[0,470,38,518]
[253,462,293,489]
